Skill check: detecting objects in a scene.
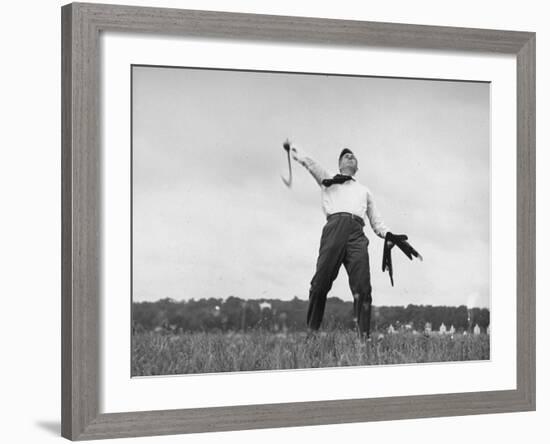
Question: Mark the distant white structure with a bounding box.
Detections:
[387,324,395,334]
[259,301,272,311]
[473,324,481,335]
[424,322,432,334]
[449,325,456,335]
[439,323,447,335]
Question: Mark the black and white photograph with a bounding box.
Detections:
[2,0,542,443]
[131,66,491,376]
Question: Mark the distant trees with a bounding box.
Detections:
[132,297,490,334]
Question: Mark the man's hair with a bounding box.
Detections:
[339,148,353,162]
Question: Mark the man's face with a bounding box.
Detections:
[339,152,358,174]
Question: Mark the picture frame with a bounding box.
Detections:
[61,2,535,440]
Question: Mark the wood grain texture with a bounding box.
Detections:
[61,4,73,438]
[516,34,536,410]
[76,2,532,52]
[61,2,536,440]
[76,390,530,440]
[62,3,101,440]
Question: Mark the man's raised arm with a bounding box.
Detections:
[287,142,331,187]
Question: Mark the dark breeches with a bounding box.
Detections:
[307,214,373,337]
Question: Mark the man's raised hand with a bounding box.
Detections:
[283,139,291,152]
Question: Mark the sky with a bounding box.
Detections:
[132,66,490,308]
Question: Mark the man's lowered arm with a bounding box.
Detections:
[366,190,389,239]
[366,190,422,286]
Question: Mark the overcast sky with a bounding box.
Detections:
[132,66,490,308]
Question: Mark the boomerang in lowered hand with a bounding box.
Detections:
[281,139,292,188]
[382,232,423,286]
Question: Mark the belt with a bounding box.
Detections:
[327,212,365,227]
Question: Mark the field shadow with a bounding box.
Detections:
[36,421,60,436]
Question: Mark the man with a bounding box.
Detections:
[286,141,391,339]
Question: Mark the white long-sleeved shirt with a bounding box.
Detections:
[291,146,389,239]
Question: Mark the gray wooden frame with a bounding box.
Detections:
[61,2,536,440]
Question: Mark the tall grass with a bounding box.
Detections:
[132,330,490,376]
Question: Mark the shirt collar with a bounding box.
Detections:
[337,172,356,180]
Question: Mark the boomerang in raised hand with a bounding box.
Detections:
[281,139,293,188]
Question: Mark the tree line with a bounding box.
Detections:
[132,296,490,334]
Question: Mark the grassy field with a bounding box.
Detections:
[132,330,490,376]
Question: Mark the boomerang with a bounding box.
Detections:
[281,140,292,188]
